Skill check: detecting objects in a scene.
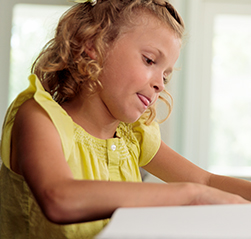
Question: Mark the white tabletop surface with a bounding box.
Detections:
[96,204,251,239]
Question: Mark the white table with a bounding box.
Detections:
[96,204,251,239]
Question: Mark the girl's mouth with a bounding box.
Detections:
[137,93,151,108]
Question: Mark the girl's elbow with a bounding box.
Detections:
[40,187,92,224]
[41,187,73,224]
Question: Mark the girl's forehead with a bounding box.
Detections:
[112,18,179,53]
[120,12,170,37]
[106,12,180,54]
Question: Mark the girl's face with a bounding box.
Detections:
[98,15,181,124]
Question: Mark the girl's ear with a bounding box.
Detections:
[85,40,97,60]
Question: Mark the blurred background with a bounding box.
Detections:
[0,0,251,180]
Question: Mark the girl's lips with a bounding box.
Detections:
[137,93,151,107]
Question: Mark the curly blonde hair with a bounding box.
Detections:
[32,0,185,124]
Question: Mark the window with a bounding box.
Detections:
[182,0,251,178]
[9,4,69,103]
[209,14,251,176]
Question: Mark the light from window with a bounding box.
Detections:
[9,4,69,103]
[209,15,251,177]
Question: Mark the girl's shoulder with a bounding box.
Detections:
[17,97,42,113]
[14,98,52,127]
[10,98,61,174]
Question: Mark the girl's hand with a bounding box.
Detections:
[189,183,250,205]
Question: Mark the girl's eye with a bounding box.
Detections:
[144,56,155,65]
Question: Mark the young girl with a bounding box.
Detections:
[0,0,251,238]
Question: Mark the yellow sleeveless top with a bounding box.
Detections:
[0,74,161,239]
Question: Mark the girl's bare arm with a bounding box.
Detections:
[143,141,251,201]
[11,99,249,225]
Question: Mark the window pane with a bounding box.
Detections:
[9,4,69,103]
[209,15,251,176]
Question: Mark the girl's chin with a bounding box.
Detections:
[115,108,146,123]
[122,115,143,124]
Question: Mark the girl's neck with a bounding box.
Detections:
[61,94,120,140]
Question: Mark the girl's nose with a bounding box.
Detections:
[152,78,165,93]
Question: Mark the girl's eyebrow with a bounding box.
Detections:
[151,46,168,60]
[144,46,175,73]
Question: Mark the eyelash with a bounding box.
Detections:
[144,56,168,85]
[145,57,155,65]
